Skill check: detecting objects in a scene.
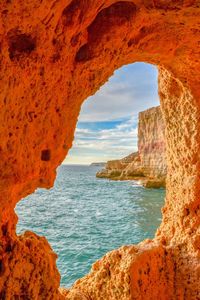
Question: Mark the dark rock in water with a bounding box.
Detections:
[142,179,166,189]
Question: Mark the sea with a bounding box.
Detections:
[16,165,165,287]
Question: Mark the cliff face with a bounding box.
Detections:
[139,106,166,179]
[0,1,200,299]
[97,106,167,188]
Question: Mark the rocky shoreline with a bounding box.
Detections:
[96,106,166,188]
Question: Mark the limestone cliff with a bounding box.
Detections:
[97,106,166,188]
[0,1,200,299]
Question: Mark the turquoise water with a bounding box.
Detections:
[16,165,165,287]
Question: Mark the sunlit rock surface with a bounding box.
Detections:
[96,106,166,188]
[0,0,200,299]
[64,240,175,300]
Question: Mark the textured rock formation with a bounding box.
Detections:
[139,106,166,182]
[0,0,200,299]
[0,231,62,299]
[96,152,140,179]
[64,240,175,300]
[97,106,166,188]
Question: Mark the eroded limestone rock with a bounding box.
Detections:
[65,240,175,300]
[0,0,200,299]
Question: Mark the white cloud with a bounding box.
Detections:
[64,116,138,164]
[64,63,159,164]
[78,63,159,122]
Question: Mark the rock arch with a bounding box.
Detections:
[0,0,200,299]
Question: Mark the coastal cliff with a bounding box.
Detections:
[97,106,166,188]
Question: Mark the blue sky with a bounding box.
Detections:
[64,63,159,164]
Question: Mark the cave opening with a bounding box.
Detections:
[15,62,165,287]
[1,1,198,298]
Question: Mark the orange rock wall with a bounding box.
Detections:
[0,0,200,299]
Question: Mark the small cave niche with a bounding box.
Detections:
[61,0,90,27]
[75,44,90,62]
[7,31,36,61]
[1,223,8,236]
[74,1,137,63]
[41,149,51,161]
[0,260,5,276]
[62,0,80,26]
[88,1,137,43]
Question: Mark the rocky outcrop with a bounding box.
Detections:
[96,151,143,179]
[97,106,166,188]
[0,1,200,299]
[64,240,175,300]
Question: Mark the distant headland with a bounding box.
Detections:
[90,162,106,167]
